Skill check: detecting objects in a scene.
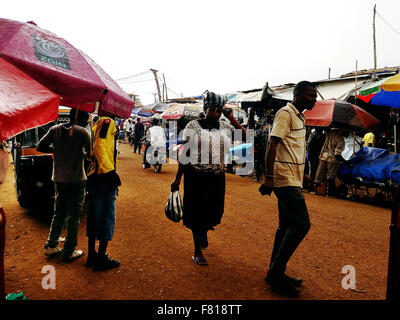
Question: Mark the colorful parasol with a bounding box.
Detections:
[358,74,400,108]
[161,103,203,120]
[304,99,380,132]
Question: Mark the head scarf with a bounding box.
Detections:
[203,90,227,112]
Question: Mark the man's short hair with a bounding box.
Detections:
[69,108,89,124]
[293,81,316,96]
[137,118,141,122]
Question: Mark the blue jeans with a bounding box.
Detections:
[45,182,85,258]
[86,182,118,241]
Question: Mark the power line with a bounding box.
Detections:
[118,78,155,84]
[116,70,152,81]
[376,10,400,37]
[164,76,197,94]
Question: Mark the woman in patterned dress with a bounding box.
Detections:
[171,91,246,265]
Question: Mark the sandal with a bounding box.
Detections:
[192,256,208,266]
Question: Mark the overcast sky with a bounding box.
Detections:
[3,0,400,104]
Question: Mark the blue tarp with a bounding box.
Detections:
[131,108,153,118]
[338,147,400,185]
[347,147,389,165]
[227,143,253,163]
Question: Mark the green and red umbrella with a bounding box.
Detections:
[358,74,400,108]
[304,99,380,132]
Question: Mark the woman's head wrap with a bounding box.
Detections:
[203,90,227,111]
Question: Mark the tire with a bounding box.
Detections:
[153,164,162,173]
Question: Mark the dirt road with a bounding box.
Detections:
[1,143,391,300]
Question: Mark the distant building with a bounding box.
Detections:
[128,93,143,107]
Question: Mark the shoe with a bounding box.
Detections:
[44,246,62,257]
[192,256,208,266]
[284,274,302,287]
[85,252,99,267]
[264,271,300,297]
[61,250,84,262]
[93,254,120,271]
[265,270,303,287]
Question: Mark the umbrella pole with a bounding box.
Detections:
[395,125,397,153]
[353,131,356,155]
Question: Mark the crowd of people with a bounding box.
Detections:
[33,80,381,298]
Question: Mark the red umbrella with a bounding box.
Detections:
[0,57,60,141]
[0,57,60,299]
[304,99,380,132]
[0,18,134,118]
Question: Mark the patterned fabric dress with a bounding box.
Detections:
[181,119,234,232]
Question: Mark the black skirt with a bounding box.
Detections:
[182,165,225,232]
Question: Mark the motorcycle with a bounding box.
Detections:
[142,141,167,173]
[141,126,167,173]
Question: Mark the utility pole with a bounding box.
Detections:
[355,59,358,98]
[150,69,162,103]
[373,4,377,80]
[163,73,168,101]
[162,80,165,102]
[328,67,331,79]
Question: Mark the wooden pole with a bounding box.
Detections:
[373,4,377,80]
[355,59,358,100]
[150,69,162,103]
[163,73,168,101]
[316,88,324,100]
[162,80,165,102]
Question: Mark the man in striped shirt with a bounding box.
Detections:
[260,81,317,297]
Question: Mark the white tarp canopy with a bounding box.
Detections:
[228,75,395,104]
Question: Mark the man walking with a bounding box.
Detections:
[86,116,121,271]
[306,127,325,190]
[132,118,144,154]
[37,108,90,262]
[312,128,346,197]
[259,81,317,297]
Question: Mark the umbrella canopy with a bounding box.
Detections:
[142,102,172,113]
[358,74,400,108]
[0,18,134,118]
[304,99,380,132]
[0,58,59,141]
[162,103,203,120]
